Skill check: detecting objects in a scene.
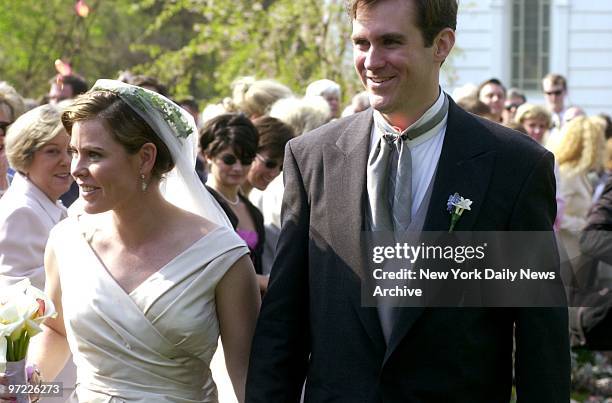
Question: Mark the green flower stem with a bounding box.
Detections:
[6,336,13,361]
[15,332,22,360]
[5,331,31,362]
[21,334,30,361]
[17,330,28,360]
[448,214,460,232]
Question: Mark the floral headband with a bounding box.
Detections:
[91,79,194,142]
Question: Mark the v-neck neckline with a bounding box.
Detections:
[76,216,221,297]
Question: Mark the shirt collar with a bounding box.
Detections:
[12,173,67,222]
[372,88,447,147]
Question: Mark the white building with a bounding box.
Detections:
[442,0,612,115]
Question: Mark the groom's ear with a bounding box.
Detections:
[432,27,455,65]
[138,142,158,174]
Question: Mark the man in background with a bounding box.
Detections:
[542,73,568,130]
[48,74,88,105]
[477,77,506,123]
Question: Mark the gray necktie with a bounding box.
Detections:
[369,95,449,342]
[367,95,449,232]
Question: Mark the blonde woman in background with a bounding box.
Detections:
[269,95,331,137]
[0,104,75,402]
[514,103,551,145]
[305,79,342,118]
[0,104,72,289]
[514,103,564,230]
[230,77,293,119]
[554,116,605,259]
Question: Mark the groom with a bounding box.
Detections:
[246,0,570,401]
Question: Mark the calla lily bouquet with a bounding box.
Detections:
[0,279,57,372]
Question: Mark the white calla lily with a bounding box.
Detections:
[0,278,57,369]
[0,303,26,340]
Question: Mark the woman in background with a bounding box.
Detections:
[242,116,294,196]
[200,113,267,292]
[554,116,605,259]
[515,103,552,145]
[247,97,332,274]
[243,117,294,276]
[0,104,75,402]
[305,79,342,119]
[514,103,564,230]
[229,77,293,119]
[0,104,72,289]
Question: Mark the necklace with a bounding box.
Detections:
[219,192,240,206]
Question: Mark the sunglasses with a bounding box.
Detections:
[219,153,254,166]
[0,121,11,136]
[256,154,282,170]
[504,103,521,111]
[545,89,564,96]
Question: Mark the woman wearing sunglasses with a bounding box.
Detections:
[241,116,294,196]
[200,113,268,292]
[241,117,295,278]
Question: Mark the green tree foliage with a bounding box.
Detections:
[0,0,151,99]
[1,0,458,105]
[0,0,363,103]
[130,0,363,103]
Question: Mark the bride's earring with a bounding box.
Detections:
[140,173,148,192]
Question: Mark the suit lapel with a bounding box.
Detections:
[384,100,497,363]
[324,110,386,352]
[325,109,372,280]
[423,102,495,232]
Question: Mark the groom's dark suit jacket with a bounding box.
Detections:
[246,99,570,402]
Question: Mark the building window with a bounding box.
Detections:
[511,0,551,90]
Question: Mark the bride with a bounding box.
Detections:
[25,80,260,402]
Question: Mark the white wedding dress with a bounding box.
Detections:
[48,216,248,402]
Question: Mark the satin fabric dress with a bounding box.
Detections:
[48,216,248,402]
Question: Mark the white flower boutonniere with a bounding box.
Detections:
[447,193,472,232]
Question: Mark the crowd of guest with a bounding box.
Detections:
[456,75,612,272]
[1,67,611,399]
[3,69,612,290]
[3,70,612,287]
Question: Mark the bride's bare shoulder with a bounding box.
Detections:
[175,209,224,237]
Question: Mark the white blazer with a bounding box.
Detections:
[0,173,67,289]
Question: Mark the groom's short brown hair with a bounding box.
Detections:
[347,0,458,47]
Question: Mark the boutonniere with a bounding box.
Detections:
[447,193,472,232]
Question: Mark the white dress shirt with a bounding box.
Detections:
[0,173,67,289]
[369,91,448,219]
